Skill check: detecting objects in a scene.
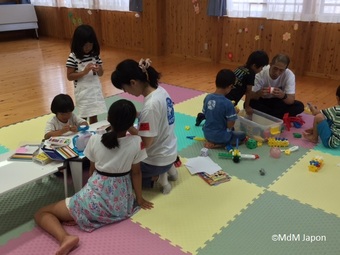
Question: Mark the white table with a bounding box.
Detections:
[0,152,64,196]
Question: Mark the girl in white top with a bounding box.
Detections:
[111,58,178,194]
[35,99,153,255]
[44,94,88,140]
[66,24,107,124]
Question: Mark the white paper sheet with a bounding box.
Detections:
[184,156,222,175]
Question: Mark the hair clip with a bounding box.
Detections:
[138,58,152,81]
[138,58,152,73]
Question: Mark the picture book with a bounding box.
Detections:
[198,170,231,186]
[8,144,40,161]
[41,145,78,161]
[33,152,53,165]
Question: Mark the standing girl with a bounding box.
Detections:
[35,99,153,255]
[111,58,178,194]
[66,24,107,124]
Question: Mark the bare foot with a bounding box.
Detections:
[204,141,224,149]
[56,235,79,255]
[304,128,313,134]
[302,132,318,143]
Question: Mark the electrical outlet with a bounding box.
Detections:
[204,43,208,50]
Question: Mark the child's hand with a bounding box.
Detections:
[92,64,101,73]
[137,198,154,210]
[84,63,96,74]
[261,87,270,97]
[61,125,71,134]
[70,126,78,132]
[245,106,253,115]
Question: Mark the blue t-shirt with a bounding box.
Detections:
[202,93,237,144]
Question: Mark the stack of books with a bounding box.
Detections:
[8,144,40,161]
[41,145,78,161]
[198,170,231,186]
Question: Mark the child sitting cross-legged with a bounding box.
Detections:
[202,69,246,149]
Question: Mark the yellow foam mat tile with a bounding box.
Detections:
[0,114,52,150]
[269,150,340,217]
[174,94,207,117]
[132,158,264,254]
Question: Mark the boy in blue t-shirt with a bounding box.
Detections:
[196,50,269,126]
[202,69,246,149]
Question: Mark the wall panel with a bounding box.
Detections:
[29,4,340,80]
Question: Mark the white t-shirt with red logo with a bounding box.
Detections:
[137,86,177,166]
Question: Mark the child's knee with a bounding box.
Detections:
[34,208,44,222]
[315,113,325,123]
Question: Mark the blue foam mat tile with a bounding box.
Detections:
[175,113,205,152]
[0,145,10,155]
[196,191,340,255]
[313,144,340,156]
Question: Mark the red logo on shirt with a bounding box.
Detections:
[140,141,145,150]
[139,122,150,131]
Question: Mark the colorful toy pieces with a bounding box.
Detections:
[218,150,259,163]
[186,136,206,141]
[283,113,305,131]
[309,156,324,172]
[270,147,281,158]
[268,137,289,147]
[280,145,299,155]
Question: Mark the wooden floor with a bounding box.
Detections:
[0,36,339,128]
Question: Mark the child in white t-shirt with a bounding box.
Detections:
[111,58,178,194]
[44,94,88,139]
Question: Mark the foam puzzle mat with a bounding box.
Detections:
[0,83,340,255]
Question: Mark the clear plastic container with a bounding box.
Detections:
[235,109,283,140]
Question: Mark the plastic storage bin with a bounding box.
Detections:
[235,109,283,140]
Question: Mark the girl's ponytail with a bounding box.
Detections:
[101,130,119,149]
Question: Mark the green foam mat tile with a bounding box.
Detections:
[196,190,340,255]
[179,142,309,188]
[0,176,69,245]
